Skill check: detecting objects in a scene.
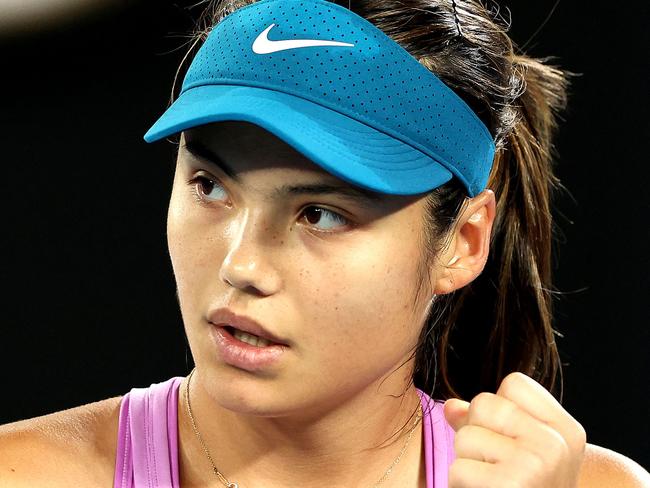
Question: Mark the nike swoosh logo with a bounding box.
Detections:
[252,23,355,54]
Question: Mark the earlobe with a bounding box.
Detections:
[432,189,496,295]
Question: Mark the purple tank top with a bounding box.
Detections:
[113,376,455,488]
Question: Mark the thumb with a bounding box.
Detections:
[444,398,470,432]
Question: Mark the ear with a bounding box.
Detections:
[433,189,496,295]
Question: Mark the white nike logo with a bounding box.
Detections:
[252,23,355,54]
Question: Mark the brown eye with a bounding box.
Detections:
[192,175,227,202]
[301,206,349,232]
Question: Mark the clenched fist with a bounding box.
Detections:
[444,372,587,488]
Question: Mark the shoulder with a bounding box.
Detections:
[579,442,650,488]
[0,395,124,486]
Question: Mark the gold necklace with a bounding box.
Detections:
[184,367,423,488]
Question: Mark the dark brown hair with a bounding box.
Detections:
[171,0,573,437]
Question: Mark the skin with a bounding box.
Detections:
[445,373,587,487]
[0,119,647,487]
[168,119,497,487]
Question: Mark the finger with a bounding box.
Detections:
[454,424,518,463]
[466,392,556,440]
[464,391,570,460]
[449,458,499,488]
[444,398,470,432]
[496,372,587,451]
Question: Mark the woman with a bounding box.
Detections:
[1,0,648,486]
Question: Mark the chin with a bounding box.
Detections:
[201,363,297,417]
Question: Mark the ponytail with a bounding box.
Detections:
[414,53,572,402]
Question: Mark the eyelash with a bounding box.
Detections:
[186,173,352,234]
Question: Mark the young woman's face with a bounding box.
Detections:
[167,121,441,416]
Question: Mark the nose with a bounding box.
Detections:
[218,214,281,296]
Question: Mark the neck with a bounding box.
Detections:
[177,371,425,488]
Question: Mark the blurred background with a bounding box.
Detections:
[1,0,648,469]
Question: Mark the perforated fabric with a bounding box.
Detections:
[144,0,495,197]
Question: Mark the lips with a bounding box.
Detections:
[209,324,287,372]
[207,307,290,346]
[223,325,273,347]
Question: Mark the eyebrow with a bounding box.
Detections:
[181,139,384,208]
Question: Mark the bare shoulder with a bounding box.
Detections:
[0,394,124,487]
[579,442,650,488]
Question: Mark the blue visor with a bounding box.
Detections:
[144,0,496,197]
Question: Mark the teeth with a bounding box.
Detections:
[232,328,272,347]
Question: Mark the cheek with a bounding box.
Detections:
[167,187,194,289]
[166,186,223,322]
[167,177,424,378]
[295,230,423,373]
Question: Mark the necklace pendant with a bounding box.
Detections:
[227,483,239,488]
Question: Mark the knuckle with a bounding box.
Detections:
[542,422,567,444]
[500,371,526,394]
[498,476,525,488]
[469,391,494,413]
[523,433,570,479]
[571,419,587,451]
[448,459,464,485]
[453,424,468,446]
[514,450,547,484]
[453,424,476,452]
[535,423,570,461]
[546,441,567,467]
[490,465,524,488]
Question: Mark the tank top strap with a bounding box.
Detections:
[113,379,453,487]
[114,376,184,488]
[417,388,456,488]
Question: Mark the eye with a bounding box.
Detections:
[189,174,228,203]
[188,174,351,233]
[300,206,350,232]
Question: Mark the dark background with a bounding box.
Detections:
[1,0,648,470]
